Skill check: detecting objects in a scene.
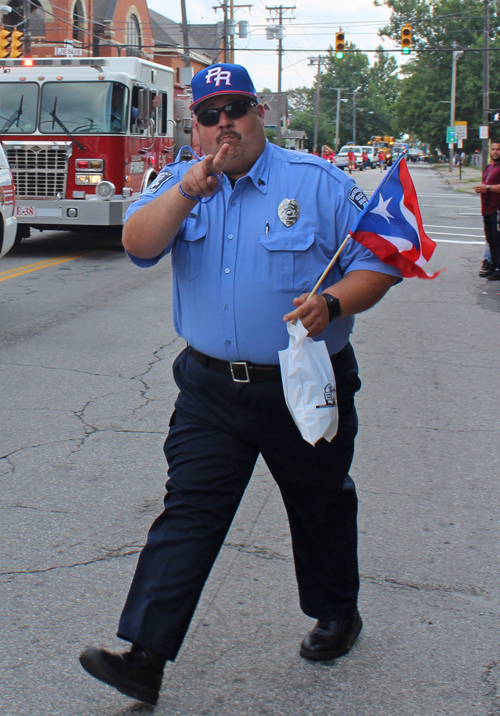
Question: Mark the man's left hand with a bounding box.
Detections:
[283,294,329,337]
[475,183,488,193]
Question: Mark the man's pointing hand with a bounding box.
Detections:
[180,144,230,199]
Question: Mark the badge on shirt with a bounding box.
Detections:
[145,171,174,194]
[278,198,300,227]
[348,186,368,211]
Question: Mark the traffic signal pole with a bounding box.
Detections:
[482,0,490,173]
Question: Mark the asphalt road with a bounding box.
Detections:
[1,163,499,716]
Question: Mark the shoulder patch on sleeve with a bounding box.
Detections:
[145,170,174,194]
[348,185,368,211]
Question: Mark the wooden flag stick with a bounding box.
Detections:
[307,233,352,299]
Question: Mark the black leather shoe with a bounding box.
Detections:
[479,260,494,277]
[79,645,164,705]
[487,268,500,280]
[300,610,362,661]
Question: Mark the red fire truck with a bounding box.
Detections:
[0,56,194,242]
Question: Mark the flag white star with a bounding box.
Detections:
[370,194,394,223]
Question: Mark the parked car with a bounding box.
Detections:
[361,146,379,169]
[0,142,17,261]
[336,145,363,170]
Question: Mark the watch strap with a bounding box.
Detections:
[322,293,342,322]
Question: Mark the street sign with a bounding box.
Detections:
[455,121,467,140]
[457,139,463,148]
[479,125,489,139]
[446,127,456,143]
[55,40,82,57]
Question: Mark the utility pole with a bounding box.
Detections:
[482,0,490,173]
[180,0,191,68]
[334,88,347,151]
[352,89,358,143]
[266,4,295,147]
[22,0,31,57]
[214,0,251,64]
[309,56,325,155]
[449,42,463,173]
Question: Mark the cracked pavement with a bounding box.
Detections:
[1,169,500,716]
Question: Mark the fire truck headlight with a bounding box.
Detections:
[96,180,116,201]
[76,173,103,185]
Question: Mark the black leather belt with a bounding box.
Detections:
[189,346,280,383]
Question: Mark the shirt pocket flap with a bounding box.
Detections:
[181,214,207,242]
[260,230,315,252]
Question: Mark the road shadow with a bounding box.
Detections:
[9,227,124,260]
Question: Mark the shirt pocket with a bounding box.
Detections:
[259,230,317,293]
[174,216,207,281]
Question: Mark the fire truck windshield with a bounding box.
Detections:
[0,83,39,133]
[40,81,129,134]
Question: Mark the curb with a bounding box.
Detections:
[432,166,480,195]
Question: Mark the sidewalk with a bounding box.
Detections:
[432,163,482,194]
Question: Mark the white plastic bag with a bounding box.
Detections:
[278,320,338,446]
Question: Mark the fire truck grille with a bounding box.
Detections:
[6,146,68,198]
[12,171,66,198]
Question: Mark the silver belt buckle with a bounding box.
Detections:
[230,361,250,383]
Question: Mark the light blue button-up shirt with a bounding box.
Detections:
[124,141,400,364]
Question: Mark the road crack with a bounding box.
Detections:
[0,543,144,580]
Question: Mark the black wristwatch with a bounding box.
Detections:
[322,293,342,322]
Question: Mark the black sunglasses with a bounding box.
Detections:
[196,100,257,127]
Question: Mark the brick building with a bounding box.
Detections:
[2,0,222,75]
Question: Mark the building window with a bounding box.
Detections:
[126,14,141,50]
[72,0,85,41]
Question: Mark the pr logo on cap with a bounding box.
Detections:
[190,63,257,110]
[205,67,232,87]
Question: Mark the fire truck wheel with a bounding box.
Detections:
[15,225,31,245]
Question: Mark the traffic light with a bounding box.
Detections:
[401,23,412,55]
[335,30,345,60]
[10,29,23,58]
[0,27,10,59]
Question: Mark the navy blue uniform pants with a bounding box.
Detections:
[484,211,500,268]
[118,344,361,660]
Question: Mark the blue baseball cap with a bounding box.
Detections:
[190,63,258,111]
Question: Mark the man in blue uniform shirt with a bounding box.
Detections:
[80,63,400,706]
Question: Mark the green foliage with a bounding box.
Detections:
[288,43,401,149]
[265,128,277,144]
[377,0,500,152]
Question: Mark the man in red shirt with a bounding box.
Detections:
[475,141,500,280]
[378,150,386,172]
[347,149,356,173]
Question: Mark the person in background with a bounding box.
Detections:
[361,149,369,171]
[378,150,386,172]
[322,145,336,163]
[347,148,356,174]
[474,140,500,280]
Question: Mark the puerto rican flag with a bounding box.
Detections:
[349,154,442,279]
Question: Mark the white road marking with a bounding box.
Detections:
[434,239,483,245]
[428,231,485,237]
[424,224,482,231]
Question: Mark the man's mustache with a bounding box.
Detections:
[217,131,241,143]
